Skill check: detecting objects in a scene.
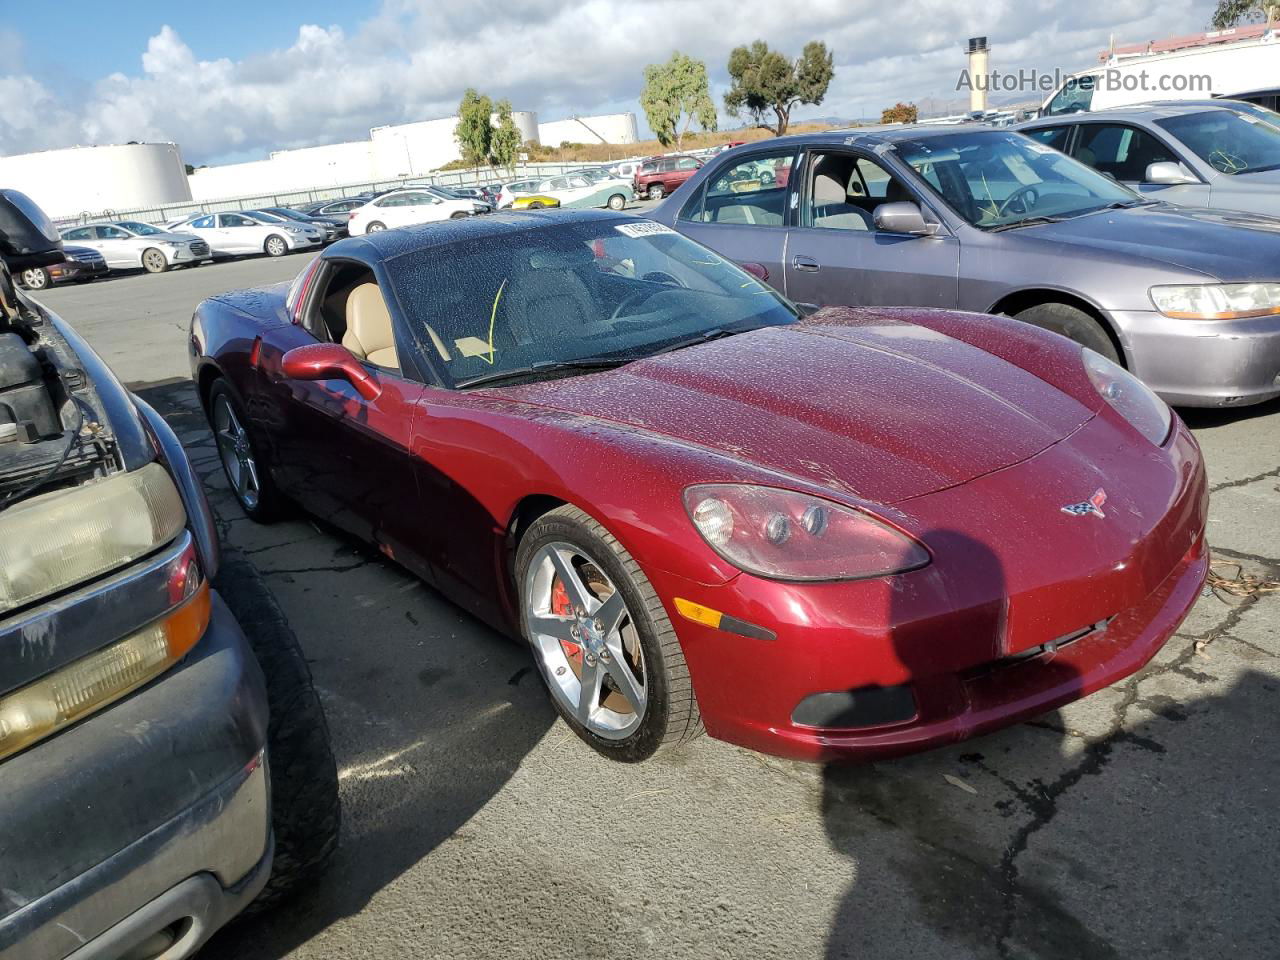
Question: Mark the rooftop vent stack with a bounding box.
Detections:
[967,37,990,114]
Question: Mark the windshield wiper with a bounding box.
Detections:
[987,215,1065,232]
[456,356,636,389]
[648,327,745,356]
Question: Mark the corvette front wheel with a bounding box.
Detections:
[517,505,702,762]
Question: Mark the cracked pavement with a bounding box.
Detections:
[34,259,1280,959]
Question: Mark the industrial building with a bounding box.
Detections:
[0,142,191,220]
[536,113,639,147]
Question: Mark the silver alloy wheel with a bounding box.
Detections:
[265,235,288,256]
[142,248,167,273]
[20,267,47,289]
[366,221,386,233]
[213,394,261,510]
[524,542,647,739]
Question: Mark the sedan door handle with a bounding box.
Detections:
[792,255,820,273]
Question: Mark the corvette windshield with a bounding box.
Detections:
[896,132,1138,229]
[386,219,798,388]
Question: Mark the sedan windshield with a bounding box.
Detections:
[385,219,798,388]
[1155,109,1280,175]
[895,132,1138,229]
[118,220,163,235]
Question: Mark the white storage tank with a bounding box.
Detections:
[0,143,191,220]
[537,113,639,146]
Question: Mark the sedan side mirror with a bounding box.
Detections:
[282,342,382,401]
[1145,161,1198,185]
[873,202,937,236]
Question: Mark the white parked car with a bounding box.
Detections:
[347,188,483,236]
[58,220,212,273]
[531,173,634,210]
[177,211,323,258]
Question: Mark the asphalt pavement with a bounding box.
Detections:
[30,245,1280,960]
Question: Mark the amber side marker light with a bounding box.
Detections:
[0,576,210,762]
[674,597,776,642]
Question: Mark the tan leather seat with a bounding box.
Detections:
[341,283,399,369]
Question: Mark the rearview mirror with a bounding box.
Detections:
[1145,161,1198,185]
[873,202,937,236]
[282,343,382,401]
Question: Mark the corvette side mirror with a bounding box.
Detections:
[282,342,382,401]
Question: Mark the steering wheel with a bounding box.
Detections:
[997,184,1040,216]
[608,289,654,322]
[641,271,683,287]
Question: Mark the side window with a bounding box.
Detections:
[221,214,252,227]
[1025,126,1072,152]
[806,153,909,232]
[568,176,591,188]
[1075,124,1177,181]
[62,227,92,241]
[681,151,794,226]
[659,159,676,173]
[676,157,700,171]
[191,215,214,229]
[1045,75,1095,116]
[98,226,128,239]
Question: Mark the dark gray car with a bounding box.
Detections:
[653,127,1280,407]
[1016,101,1280,217]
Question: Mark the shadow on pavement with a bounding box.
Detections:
[819,528,1278,958]
[134,380,558,959]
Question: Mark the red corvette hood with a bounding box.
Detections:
[499,314,1097,504]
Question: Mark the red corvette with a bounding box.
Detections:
[189,211,1208,763]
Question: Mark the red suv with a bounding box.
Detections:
[634,155,703,200]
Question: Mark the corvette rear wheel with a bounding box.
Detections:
[517,505,702,762]
[210,380,285,522]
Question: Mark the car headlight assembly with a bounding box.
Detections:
[683,484,930,582]
[1150,282,1280,320]
[1082,348,1172,446]
[0,462,187,615]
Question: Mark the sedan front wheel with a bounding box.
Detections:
[264,235,288,257]
[517,505,703,762]
[18,267,49,289]
[141,248,169,273]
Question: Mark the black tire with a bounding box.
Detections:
[607,193,626,211]
[527,201,544,210]
[647,184,665,200]
[515,505,702,763]
[141,248,169,273]
[449,211,469,220]
[214,552,340,915]
[1014,302,1121,364]
[207,379,288,522]
[264,235,288,258]
[365,221,387,233]
[18,267,48,289]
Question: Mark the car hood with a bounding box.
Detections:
[1016,202,1280,281]
[498,312,1097,504]
[149,231,204,243]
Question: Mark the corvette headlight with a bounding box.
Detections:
[1150,282,1280,320]
[683,484,930,582]
[1083,348,1171,446]
[0,463,186,615]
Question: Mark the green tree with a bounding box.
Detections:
[724,40,834,137]
[880,102,918,124]
[454,88,493,172]
[1212,0,1280,26]
[639,52,718,148]
[489,99,522,173]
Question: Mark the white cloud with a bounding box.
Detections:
[0,0,1212,163]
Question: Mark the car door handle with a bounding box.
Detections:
[792,255,820,272]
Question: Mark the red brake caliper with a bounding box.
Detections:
[552,578,582,664]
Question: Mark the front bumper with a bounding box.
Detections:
[650,416,1208,763]
[166,244,212,265]
[287,234,324,250]
[1111,308,1280,407]
[50,259,108,284]
[0,593,272,960]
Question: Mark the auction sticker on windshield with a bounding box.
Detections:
[615,221,677,238]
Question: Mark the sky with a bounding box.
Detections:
[0,0,1219,166]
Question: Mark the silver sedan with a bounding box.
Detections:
[58,221,211,273]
